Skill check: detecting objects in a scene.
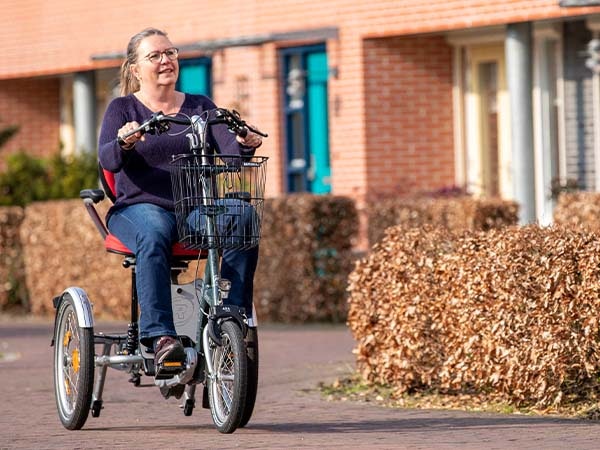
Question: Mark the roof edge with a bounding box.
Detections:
[91,26,339,60]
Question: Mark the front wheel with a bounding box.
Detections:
[207,320,247,433]
[53,294,94,430]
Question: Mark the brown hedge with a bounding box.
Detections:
[20,200,133,318]
[254,194,358,323]
[347,224,600,408]
[16,195,357,323]
[554,192,600,230]
[0,206,26,310]
[367,196,519,246]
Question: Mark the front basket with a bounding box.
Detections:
[170,154,268,250]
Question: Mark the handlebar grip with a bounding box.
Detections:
[117,128,141,147]
[116,111,167,146]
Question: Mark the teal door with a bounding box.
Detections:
[282,46,331,194]
[176,57,211,96]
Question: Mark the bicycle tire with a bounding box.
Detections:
[239,326,259,428]
[207,320,247,433]
[53,294,94,430]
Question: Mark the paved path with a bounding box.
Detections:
[2,317,600,449]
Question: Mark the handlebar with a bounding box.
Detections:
[117,108,268,147]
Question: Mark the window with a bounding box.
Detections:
[176,58,211,96]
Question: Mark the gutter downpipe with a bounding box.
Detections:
[506,22,536,224]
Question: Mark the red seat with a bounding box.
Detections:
[104,234,204,258]
[100,167,205,260]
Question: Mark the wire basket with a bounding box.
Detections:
[170,154,268,250]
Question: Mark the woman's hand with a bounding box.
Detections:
[117,121,145,149]
[236,127,263,148]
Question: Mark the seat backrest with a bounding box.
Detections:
[98,163,117,203]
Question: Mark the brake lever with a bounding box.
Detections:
[246,123,268,138]
[153,120,170,135]
[215,108,268,138]
[231,110,268,137]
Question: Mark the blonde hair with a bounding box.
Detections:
[119,27,168,96]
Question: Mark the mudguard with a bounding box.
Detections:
[51,287,94,347]
[207,304,248,346]
[52,287,94,328]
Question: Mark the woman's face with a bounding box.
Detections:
[133,34,179,90]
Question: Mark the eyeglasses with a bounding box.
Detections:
[142,48,179,64]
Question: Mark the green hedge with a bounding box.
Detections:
[0,151,97,206]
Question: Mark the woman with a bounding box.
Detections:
[98,28,263,372]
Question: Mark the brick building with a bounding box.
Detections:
[3,0,600,231]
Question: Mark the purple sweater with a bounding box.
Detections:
[98,94,252,216]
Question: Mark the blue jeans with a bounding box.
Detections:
[107,203,258,347]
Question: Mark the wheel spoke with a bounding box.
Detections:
[217,383,233,413]
[216,342,236,413]
[64,370,79,397]
[63,311,81,405]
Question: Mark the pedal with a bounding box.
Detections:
[155,361,185,380]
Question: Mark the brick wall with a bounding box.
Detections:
[2,1,600,80]
[211,45,284,196]
[1,0,598,217]
[363,35,455,195]
[0,78,61,162]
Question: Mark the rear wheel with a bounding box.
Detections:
[207,320,247,433]
[239,326,259,428]
[53,295,94,430]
